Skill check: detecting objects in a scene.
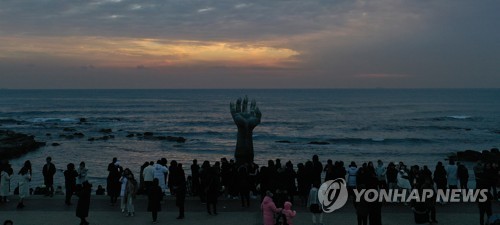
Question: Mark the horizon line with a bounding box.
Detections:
[1,87,500,91]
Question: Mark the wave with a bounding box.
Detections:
[27,117,78,123]
[412,115,478,122]
[0,118,22,124]
[327,138,434,145]
[446,115,471,120]
[269,136,436,145]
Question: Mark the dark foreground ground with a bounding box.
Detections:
[0,195,498,225]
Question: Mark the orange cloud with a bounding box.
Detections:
[0,36,299,69]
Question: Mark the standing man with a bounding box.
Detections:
[43,157,56,197]
[191,159,200,196]
[175,163,186,219]
[312,155,323,188]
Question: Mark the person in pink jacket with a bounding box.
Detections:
[283,201,297,225]
[261,191,282,225]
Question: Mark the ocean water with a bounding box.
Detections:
[1,89,499,187]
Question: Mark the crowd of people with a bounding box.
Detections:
[1,155,499,225]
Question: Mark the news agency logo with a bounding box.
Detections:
[318,178,348,213]
[318,178,489,213]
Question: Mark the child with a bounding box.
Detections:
[282,201,297,225]
[308,184,324,225]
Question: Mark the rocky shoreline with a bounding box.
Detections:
[450,148,500,162]
[0,130,46,159]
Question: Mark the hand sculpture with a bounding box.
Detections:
[230,96,262,164]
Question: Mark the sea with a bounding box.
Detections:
[0,89,499,188]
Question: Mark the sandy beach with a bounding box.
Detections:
[1,195,496,225]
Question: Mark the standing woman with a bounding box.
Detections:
[125,173,138,217]
[148,178,162,224]
[64,163,79,205]
[17,160,31,209]
[76,162,88,193]
[119,169,130,213]
[261,191,282,225]
[76,181,92,225]
[107,158,122,206]
[206,166,220,215]
[1,167,13,203]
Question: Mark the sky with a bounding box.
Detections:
[0,0,499,89]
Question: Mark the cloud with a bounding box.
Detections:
[0,36,299,68]
[0,0,499,88]
[356,74,411,79]
[235,3,250,9]
[197,7,215,13]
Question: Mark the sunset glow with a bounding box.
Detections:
[0,36,299,68]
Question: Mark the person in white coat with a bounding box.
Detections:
[446,160,458,189]
[347,162,359,195]
[1,167,13,202]
[375,160,387,190]
[77,162,88,185]
[397,168,411,204]
[17,160,32,209]
[153,161,168,192]
[143,161,155,194]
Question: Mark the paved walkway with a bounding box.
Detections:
[0,195,497,225]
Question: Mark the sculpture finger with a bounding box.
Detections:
[250,99,256,111]
[235,97,242,113]
[230,102,236,116]
[255,106,262,121]
[242,95,249,113]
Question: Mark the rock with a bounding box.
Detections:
[79,118,87,123]
[136,133,143,136]
[276,140,291,143]
[492,148,500,154]
[144,132,154,136]
[0,130,46,159]
[65,135,74,139]
[456,150,482,161]
[63,128,76,132]
[88,135,114,141]
[99,128,112,133]
[46,133,51,136]
[308,141,330,145]
[73,132,85,137]
[157,136,186,143]
[170,136,186,143]
[51,143,60,146]
[126,134,134,138]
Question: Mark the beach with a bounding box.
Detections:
[1,195,494,225]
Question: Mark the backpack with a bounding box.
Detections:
[275,209,288,225]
